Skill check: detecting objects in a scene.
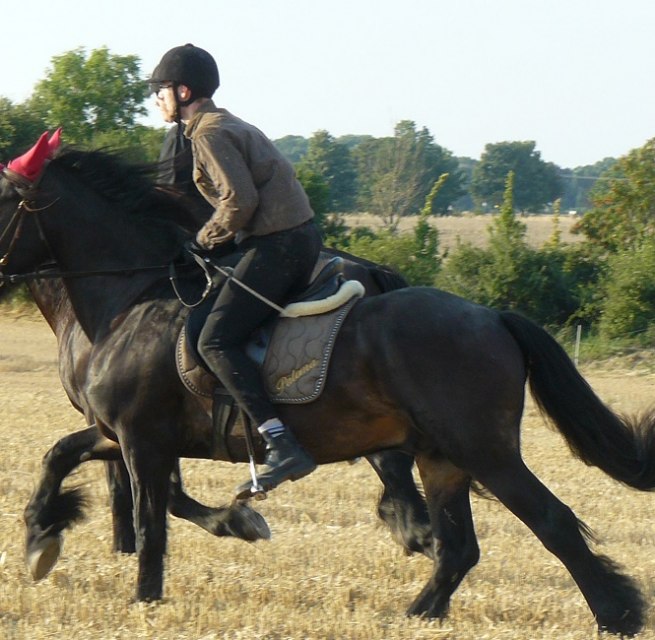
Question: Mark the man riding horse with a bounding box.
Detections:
[149,43,320,499]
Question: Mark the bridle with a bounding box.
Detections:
[0,196,30,273]
[0,176,213,307]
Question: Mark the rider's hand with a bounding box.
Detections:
[185,238,202,252]
[182,239,212,268]
[184,238,208,257]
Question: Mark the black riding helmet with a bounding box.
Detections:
[149,43,220,106]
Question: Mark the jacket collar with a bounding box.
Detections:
[183,99,221,137]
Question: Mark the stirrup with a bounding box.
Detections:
[236,480,268,502]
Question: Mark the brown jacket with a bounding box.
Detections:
[184,101,314,247]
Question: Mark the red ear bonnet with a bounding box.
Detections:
[5,128,63,182]
[47,128,62,157]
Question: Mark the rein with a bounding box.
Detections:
[0,263,175,284]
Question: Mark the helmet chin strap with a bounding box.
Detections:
[172,82,194,128]
[174,82,195,109]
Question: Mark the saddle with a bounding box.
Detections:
[176,257,365,459]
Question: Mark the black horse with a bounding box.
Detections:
[1,148,440,582]
[2,145,655,635]
[6,147,432,565]
[22,258,433,575]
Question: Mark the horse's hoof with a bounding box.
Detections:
[232,505,272,541]
[27,535,62,580]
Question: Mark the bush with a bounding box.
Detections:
[0,284,34,312]
[436,234,595,327]
[330,215,440,286]
[598,239,655,339]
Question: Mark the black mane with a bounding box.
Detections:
[49,147,198,231]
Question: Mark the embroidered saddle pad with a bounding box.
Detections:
[261,294,359,403]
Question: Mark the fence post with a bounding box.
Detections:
[574,324,582,366]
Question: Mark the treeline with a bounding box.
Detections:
[275,132,614,217]
[2,47,655,355]
[344,151,655,358]
[1,48,611,220]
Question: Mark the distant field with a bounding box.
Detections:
[1,315,655,639]
[345,213,582,252]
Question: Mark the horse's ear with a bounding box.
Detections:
[48,128,62,156]
[7,129,61,182]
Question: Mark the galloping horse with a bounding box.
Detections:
[21,261,433,572]
[2,139,655,635]
[7,140,431,566]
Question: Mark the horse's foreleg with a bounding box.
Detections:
[24,425,122,580]
[407,455,477,620]
[122,441,174,602]
[168,463,270,541]
[366,450,433,559]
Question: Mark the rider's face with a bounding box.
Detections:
[154,84,177,123]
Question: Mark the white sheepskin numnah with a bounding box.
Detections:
[281,280,365,318]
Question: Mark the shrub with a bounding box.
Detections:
[598,239,655,339]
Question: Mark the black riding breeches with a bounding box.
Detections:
[197,221,322,426]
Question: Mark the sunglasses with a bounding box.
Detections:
[150,83,174,96]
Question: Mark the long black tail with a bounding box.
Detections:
[500,310,655,490]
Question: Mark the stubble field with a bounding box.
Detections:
[1,285,655,638]
[346,213,582,251]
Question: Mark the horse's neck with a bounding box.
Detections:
[29,280,75,340]
[39,180,182,341]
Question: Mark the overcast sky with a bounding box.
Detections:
[3,0,654,168]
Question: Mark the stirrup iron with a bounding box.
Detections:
[244,421,266,501]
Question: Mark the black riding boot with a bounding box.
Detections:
[235,428,316,500]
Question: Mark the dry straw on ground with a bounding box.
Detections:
[1,307,655,639]
[345,213,582,251]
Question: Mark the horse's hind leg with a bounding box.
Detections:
[478,458,644,636]
[105,459,136,553]
[407,456,479,619]
[24,425,122,580]
[366,450,433,559]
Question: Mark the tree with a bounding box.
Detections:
[333,174,446,286]
[0,98,14,158]
[470,141,562,213]
[437,171,582,325]
[597,238,655,340]
[28,47,148,146]
[354,120,464,229]
[0,98,48,159]
[296,130,357,212]
[575,139,655,254]
[273,135,308,164]
[336,134,374,151]
[91,125,167,164]
[295,165,329,223]
[559,157,616,212]
[451,156,477,211]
